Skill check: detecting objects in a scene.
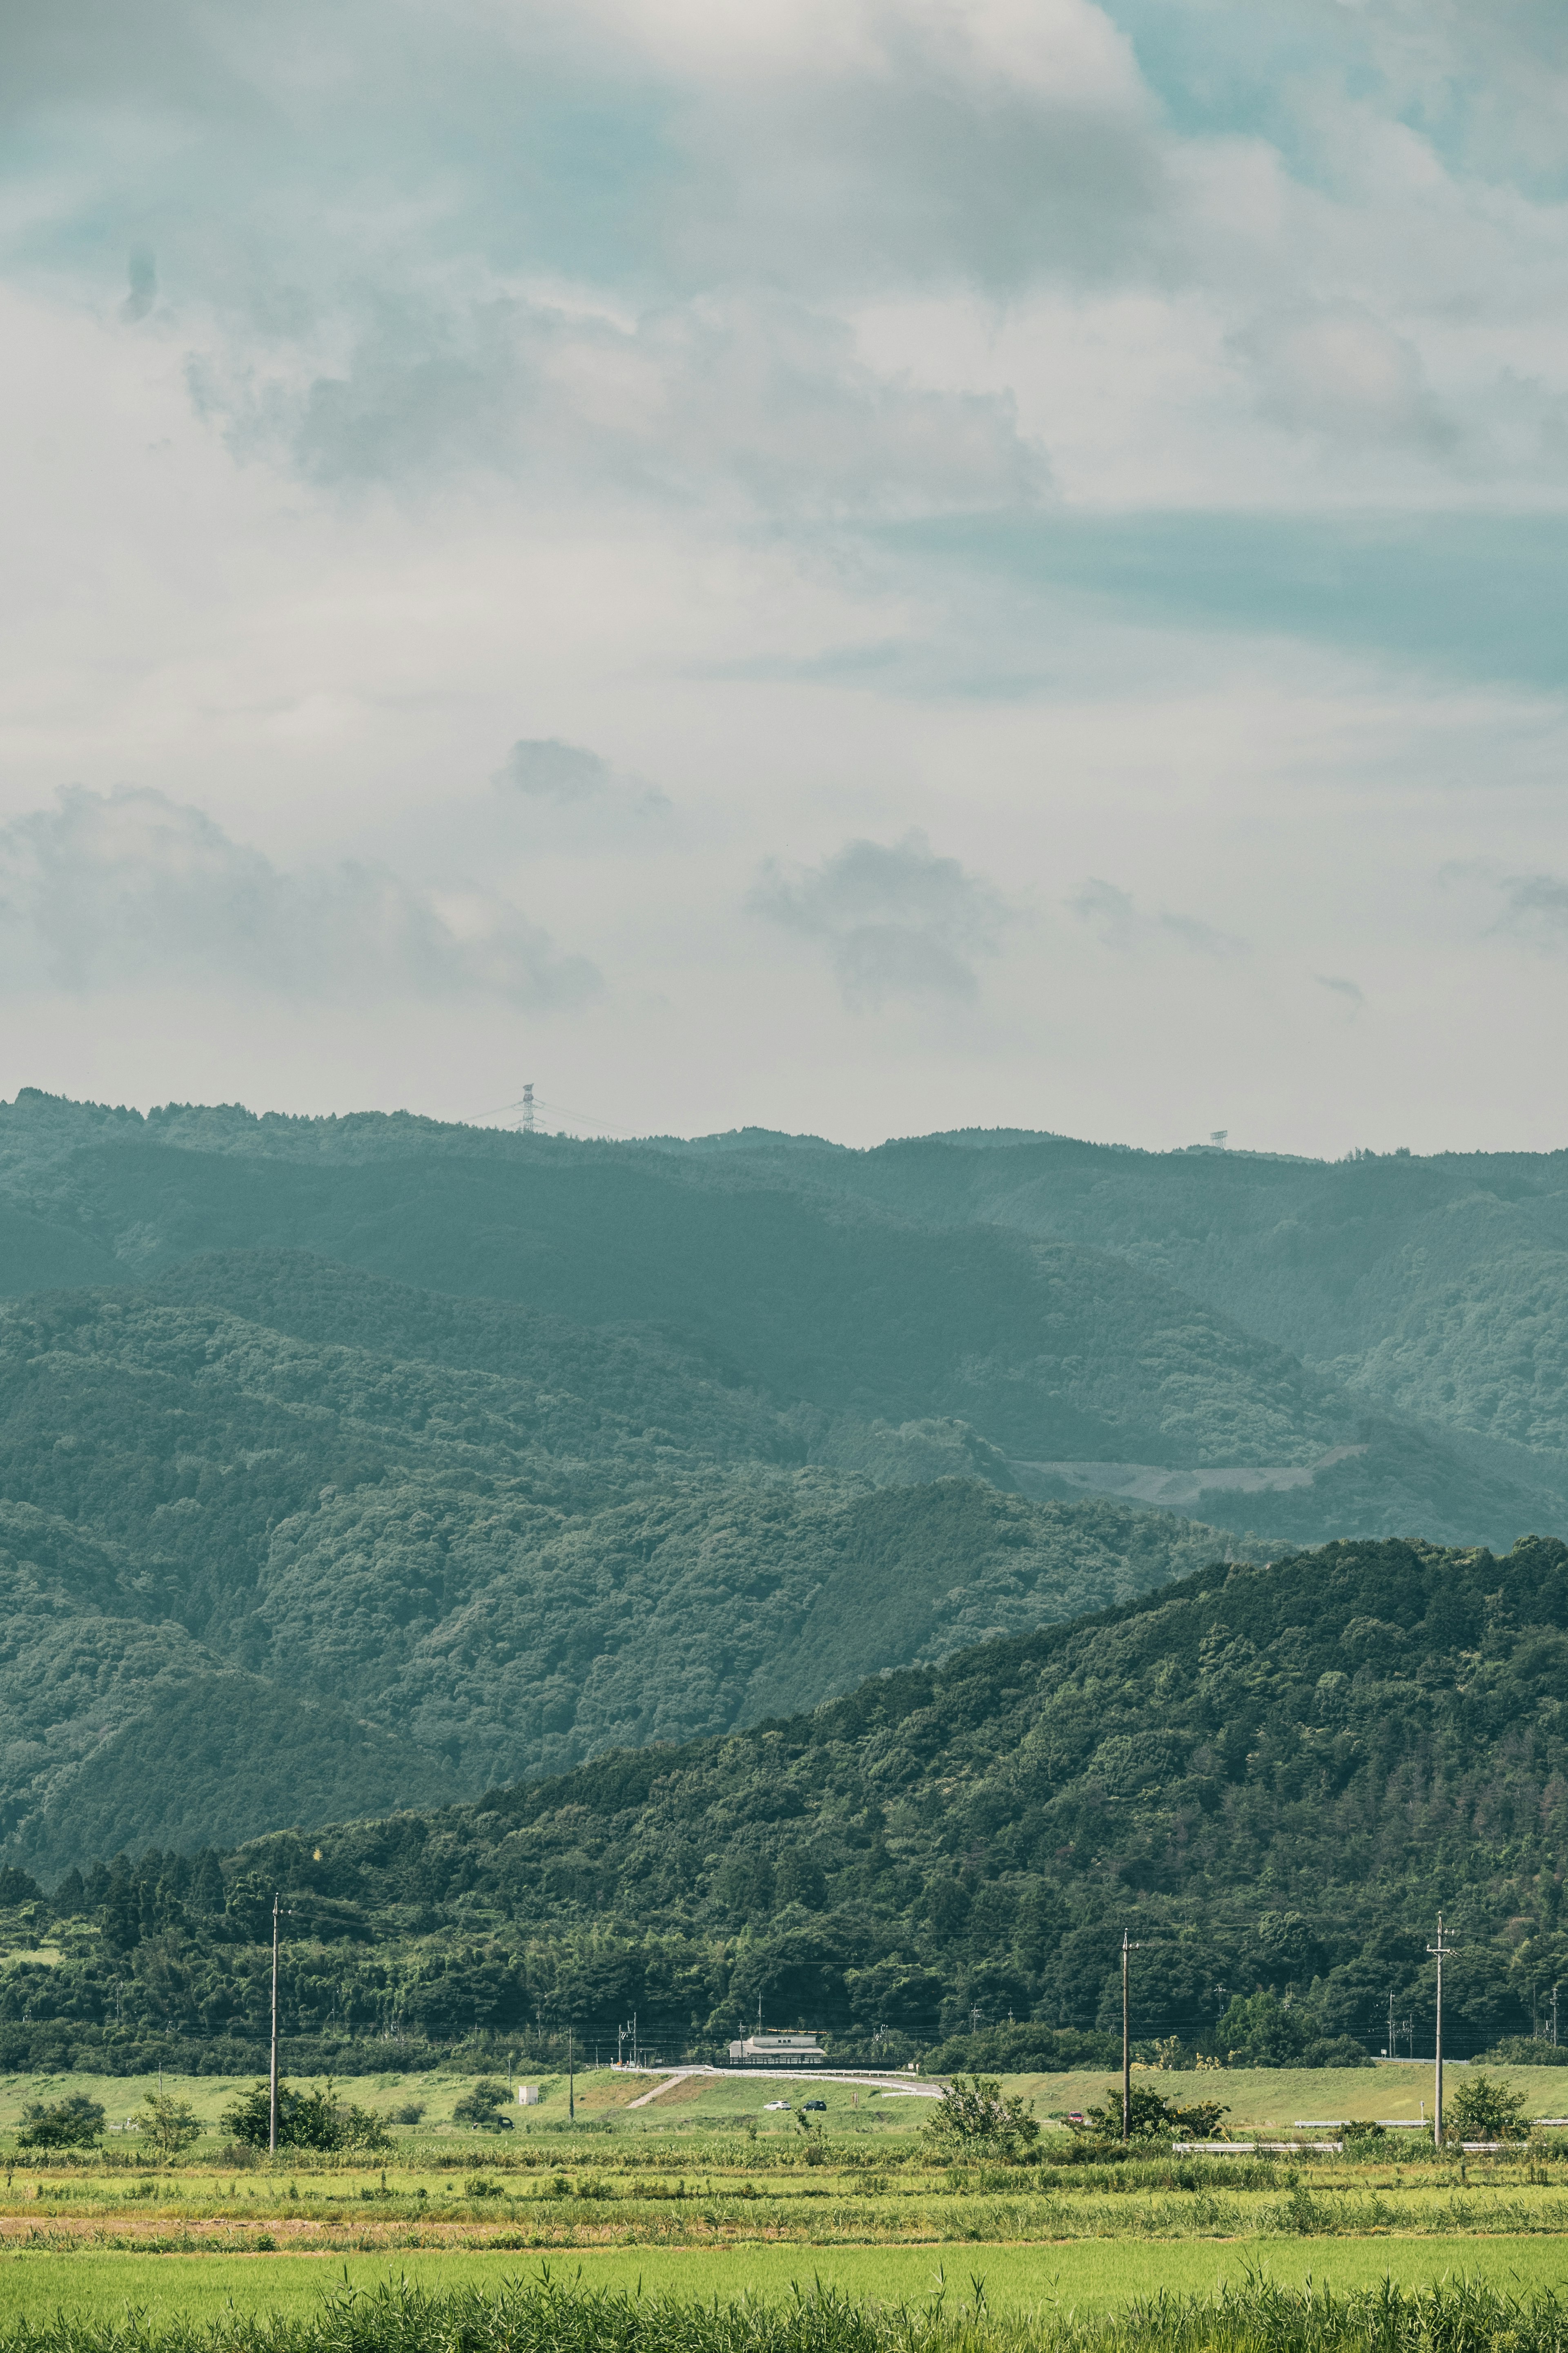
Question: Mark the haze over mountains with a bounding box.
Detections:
[1,1089,1566,1874]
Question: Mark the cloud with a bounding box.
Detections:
[209,290,1048,513]
[496,739,613,803]
[1071,879,1246,957]
[0,787,597,1008]
[1315,973,1365,1016]
[1492,872,1568,948]
[1240,305,1456,455]
[120,245,156,325]
[751,830,1007,1006]
[492,738,675,840]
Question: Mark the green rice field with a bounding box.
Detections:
[0,2062,1561,2334]
[2,2237,1568,2329]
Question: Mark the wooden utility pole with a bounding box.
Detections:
[1122,1931,1134,2140]
[568,2026,575,2122]
[270,1894,281,2155]
[1427,1914,1453,2148]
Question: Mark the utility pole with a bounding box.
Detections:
[1555,1984,1561,2051]
[270,1894,281,2155]
[1387,1988,1395,2060]
[568,2027,575,2122]
[1121,1931,1142,2141]
[1427,1914,1454,2149]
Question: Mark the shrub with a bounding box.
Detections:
[1449,2070,1531,2142]
[452,2079,511,2128]
[923,2075,1040,2160]
[140,2091,202,2157]
[1071,2082,1229,2143]
[1483,2036,1568,2067]
[17,2095,104,2150]
[220,2079,391,2152]
[1302,2036,1374,2069]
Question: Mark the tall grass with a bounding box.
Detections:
[0,2269,1564,2353]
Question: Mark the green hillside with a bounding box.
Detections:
[3,1093,1568,1880]
[5,1535,1564,2077]
[0,1268,1230,1872]
[686,1127,1568,1461]
[2,1092,1564,1539]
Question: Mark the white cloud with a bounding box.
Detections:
[1240,304,1456,453]
[199,290,1048,515]
[1492,872,1568,948]
[1071,879,1246,958]
[0,787,597,1008]
[497,740,613,803]
[751,830,1009,1006]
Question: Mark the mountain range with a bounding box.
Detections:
[1,1090,1567,1871]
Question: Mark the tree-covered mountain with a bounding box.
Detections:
[3,1091,1568,1876]
[4,1535,1564,2078]
[672,1126,1568,1465]
[0,1265,1229,1872]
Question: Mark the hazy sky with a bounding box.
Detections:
[5,0,1568,1154]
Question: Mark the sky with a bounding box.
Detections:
[4,0,1568,1156]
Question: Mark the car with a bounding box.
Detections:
[763,2099,791,2111]
[802,2098,827,2112]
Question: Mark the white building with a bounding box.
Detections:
[727,2032,825,2065]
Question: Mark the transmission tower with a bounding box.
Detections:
[522,1084,534,1135]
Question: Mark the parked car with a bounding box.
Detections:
[763,2099,791,2111]
[803,2099,827,2112]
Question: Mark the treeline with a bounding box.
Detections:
[2,1537,1566,2072]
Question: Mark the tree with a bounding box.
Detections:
[220,2081,278,2148]
[141,2091,202,2158]
[220,2078,390,2152]
[1217,1989,1315,2067]
[1072,2083,1229,2143]
[924,2075,1040,2161]
[1449,2072,1531,2143]
[99,1865,140,1957]
[18,2095,105,2150]
[452,2079,511,2128]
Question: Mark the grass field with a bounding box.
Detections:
[4,2061,1564,2143]
[2,2237,1568,2328]
[0,2061,1560,2328]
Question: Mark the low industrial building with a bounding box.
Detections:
[727,2032,825,2065]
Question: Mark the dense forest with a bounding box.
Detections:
[2,1093,1568,1874]
[0,1536,1564,2080]
[0,1267,1226,1869]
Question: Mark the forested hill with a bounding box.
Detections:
[3,1092,1568,1875]
[0,1091,1564,1541]
[9,1534,1568,2076]
[659,1125,1568,1464]
[0,1269,1226,1872]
